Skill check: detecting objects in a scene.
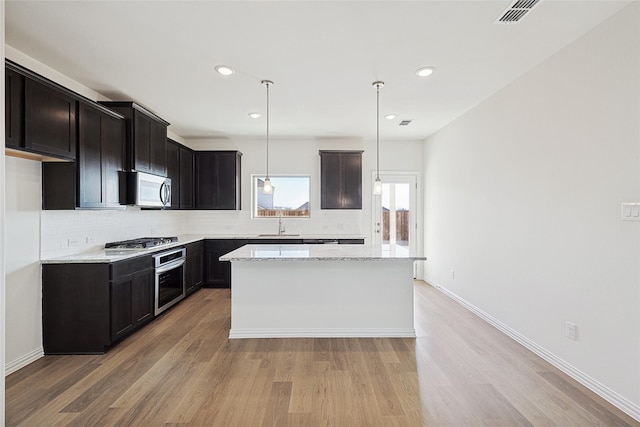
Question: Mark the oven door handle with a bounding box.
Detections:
[155,258,185,274]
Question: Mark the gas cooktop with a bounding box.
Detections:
[105,237,178,251]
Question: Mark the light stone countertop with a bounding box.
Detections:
[40,234,366,264]
[220,244,426,262]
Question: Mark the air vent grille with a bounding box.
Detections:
[399,120,412,126]
[495,0,541,23]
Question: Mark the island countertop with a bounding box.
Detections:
[220,244,426,262]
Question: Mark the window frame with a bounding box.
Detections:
[251,174,312,219]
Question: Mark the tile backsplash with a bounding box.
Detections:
[183,210,364,237]
[41,208,186,259]
[41,207,365,259]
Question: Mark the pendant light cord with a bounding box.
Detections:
[266,81,270,179]
[376,83,380,180]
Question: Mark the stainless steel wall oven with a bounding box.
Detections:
[153,248,186,315]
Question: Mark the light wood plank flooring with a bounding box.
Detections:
[6,282,638,426]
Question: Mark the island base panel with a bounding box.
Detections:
[229,260,415,338]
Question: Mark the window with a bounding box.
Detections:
[253,175,311,218]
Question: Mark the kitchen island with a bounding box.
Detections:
[220,244,426,339]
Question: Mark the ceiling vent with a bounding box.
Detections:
[399,120,413,126]
[495,0,541,24]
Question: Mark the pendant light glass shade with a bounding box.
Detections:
[373,81,384,195]
[373,177,382,195]
[262,80,274,194]
[263,177,273,194]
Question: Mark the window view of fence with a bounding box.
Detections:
[382,209,409,245]
[381,183,410,247]
[254,176,311,218]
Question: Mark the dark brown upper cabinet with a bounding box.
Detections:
[99,101,169,177]
[166,139,195,210]
[5,66,24,149]
[5,60,77,161]
[42,101,126,210]
[195,151,242,210]
[166,139,180,209]
[320,150,363,210]
[179,145,194,209]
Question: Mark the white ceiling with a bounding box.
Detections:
[5,0,632,141]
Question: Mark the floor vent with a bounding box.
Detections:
[495,0,541,23]
[399,120,413,126]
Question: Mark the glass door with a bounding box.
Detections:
[373,174,417,259]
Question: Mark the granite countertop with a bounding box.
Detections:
[220,244,426,262]
[40,234,366,264]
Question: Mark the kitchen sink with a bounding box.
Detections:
[257,233,300,237]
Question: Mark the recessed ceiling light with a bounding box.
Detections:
[215,65,235,76]
[416,66,436,77]
[248,112,261,119]
[385,114,397,120]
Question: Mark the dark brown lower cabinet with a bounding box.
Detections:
[203,238,326,288]
[186,241,203,294]
[110,266,154,342]
[42,255,153,354]
[204,239,248,288]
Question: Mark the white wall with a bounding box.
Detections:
[1,1,6,421]
[186,137,424,245]
[424,3,640,417]
[5,157,42,372]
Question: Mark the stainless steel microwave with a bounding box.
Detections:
[124,171,171,208]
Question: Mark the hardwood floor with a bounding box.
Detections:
[6,282,638,426]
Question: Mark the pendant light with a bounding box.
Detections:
[262,79,274,194]
[373,81,384,195]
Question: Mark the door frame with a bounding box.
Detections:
[371,170,423,279]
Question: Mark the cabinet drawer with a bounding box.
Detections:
[112,255,152,279]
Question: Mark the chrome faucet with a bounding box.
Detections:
[278,214,285,235]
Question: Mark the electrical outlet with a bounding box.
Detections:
[450,270,455,280]
[565,321,577,340]
[85,236,95,243]
[68,238,78,247]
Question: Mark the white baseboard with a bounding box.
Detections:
[5,347,44,376]
[229,328,416,339]
[426,279,640,422]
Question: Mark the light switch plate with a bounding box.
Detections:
[621,203,640,221]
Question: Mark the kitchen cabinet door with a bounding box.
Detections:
[25,77,77,160]
[100,101,169,176]
[110,269,153,342]
[6,60,79,161]
[186,241,203,294]
[150,119,167,176]
[166,139,180,209]
[5,66,24,149]
[78,101,125,208]
[111,257,154,342]
[179,146,194,209]
[320,150,363,209]
[110,276,134,341]
[204,239,247,288]
[43,101,125,210]
[133,109,152,173]
[195,151,242,210]
[101,110,126,207]
[131,269,154,325]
